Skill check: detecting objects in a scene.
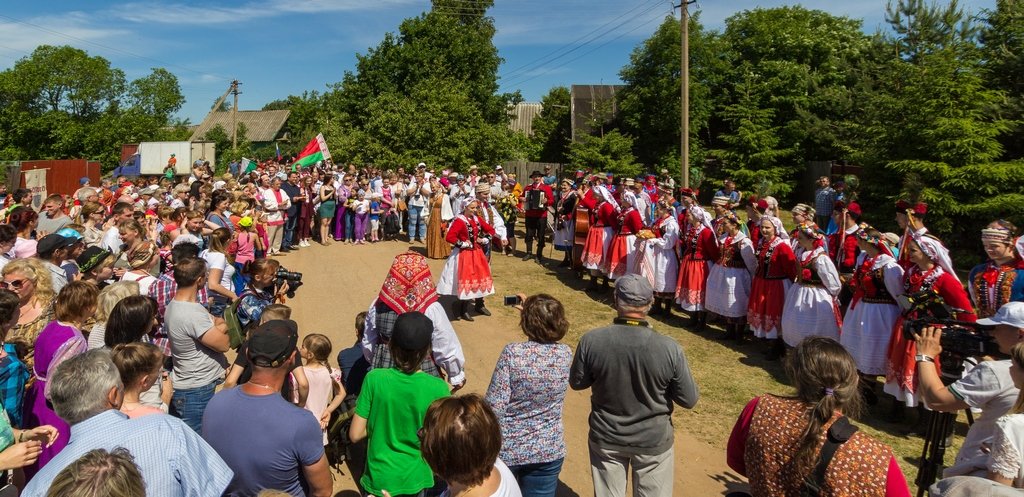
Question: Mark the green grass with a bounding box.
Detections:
[491,246,966,488]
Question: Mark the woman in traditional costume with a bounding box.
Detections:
[579,186,618,291]
[425,176,454,260]
[968,221,1024,319]
[884,233,976,406]
[840,224,904,403]
[361,251,466,388]
[705,213,756,341]
[747,216,797,358]
[675,206,718,330]
[640,202,680,317]
[437,198,496,321]
[606,191,644,281]
[780,223,843,353]
[553,179,579,268]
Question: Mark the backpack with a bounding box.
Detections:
[325,393,359,469]
[223,297,246,350]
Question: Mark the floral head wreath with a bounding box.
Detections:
[856,223,881,244]
[796,222,824,240]
[723,211,742,225]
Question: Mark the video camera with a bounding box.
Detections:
[898,290,994,371]
[275,267,303,299]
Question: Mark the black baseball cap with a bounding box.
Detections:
[247,319,299,368]
[392,312,433,350]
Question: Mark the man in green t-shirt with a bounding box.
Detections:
[349,311,450,497]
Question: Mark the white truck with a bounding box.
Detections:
[117,141,216,176]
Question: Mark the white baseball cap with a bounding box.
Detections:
[978,302,1024,328]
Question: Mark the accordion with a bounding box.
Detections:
[525,189,546,210]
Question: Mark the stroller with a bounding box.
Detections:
[382,210,402,241]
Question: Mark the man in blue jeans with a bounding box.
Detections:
[165,257,230,432]
[406,174,428,242]
[280,171,305,252]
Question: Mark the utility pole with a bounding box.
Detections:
[679,1,694,189]
[230,80,241,150]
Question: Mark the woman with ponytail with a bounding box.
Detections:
[727,337,910,496]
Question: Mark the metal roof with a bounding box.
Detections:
[189,110,291,143]
[508,102,543,136]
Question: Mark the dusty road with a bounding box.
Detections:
[279,239,746,497]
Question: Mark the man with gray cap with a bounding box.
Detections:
[570,274,699,497]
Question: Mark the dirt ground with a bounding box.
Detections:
[280,239,747,497]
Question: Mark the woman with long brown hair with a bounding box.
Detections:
[727,337,910,496]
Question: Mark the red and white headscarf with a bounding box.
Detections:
[378,252,438,314]
[910,232,958,283]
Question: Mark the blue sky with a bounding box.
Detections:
[0,0,995,124]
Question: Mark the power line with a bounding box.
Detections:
[500,0,667,83]
[0,13,233,84]
[500,7,667,89]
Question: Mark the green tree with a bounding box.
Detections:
[128,68,184,120]
[981,0,1024,159]
[530,86,571,163]
[567,130,640,177]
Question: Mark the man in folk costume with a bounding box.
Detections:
[361,252,467,389]
[676,188,697,233]
[607,191,645,281]
[743,197,768,247]
[642,174,660,208]
[522,171,554,263]
[894,200,929,269]
[828,200,862,313]
[580,185,620,291]
[473,183,507,316]
[437,198,497,321]
[710,196,732,237]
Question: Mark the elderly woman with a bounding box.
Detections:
[260,177,290,255]
[2,259,56,369]
[968,220,1024,319]
[486,294,570,496]
[885,233,976,407]
[361,252,466,389]
[727,337,910,496]
[437,198,497,321]
[24,281,98,478]
[421,395,523,497]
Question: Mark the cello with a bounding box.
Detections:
[572,186,591,271]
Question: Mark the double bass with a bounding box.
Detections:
[573,192,591,271]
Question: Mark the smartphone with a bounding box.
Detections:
[503,295,522,306]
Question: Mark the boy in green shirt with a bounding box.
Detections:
[349,311,450,496]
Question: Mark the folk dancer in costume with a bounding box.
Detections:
[710,196,733,235]
[747,216,797,358]
[580,186,619,291]
[788,203,815,250]
[968,221,1024,318]
[780,223,843,351]
[884,232,976,407]
[828,200,862,313]
[606,191,645,281]
[705,212,756,341]
[553,179,579,268]
[361,252,467,389]
[840,224,904,403]
[522,171,554,263]
[676,188,698,233]
[473,184,507,314]
[640,201,680,317]
[437,198,497,322]
[894,200,929,269]
[743,198,769,247]
[676,205,718,330]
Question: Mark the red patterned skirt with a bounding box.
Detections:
[582,226,614,273]
[748,277,788,338]
[676,258,709,312]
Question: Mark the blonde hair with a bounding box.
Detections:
[2,258,56,304]
[259,304,291,324]
[95,281,141,324]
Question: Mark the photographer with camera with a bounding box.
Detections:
[236,259,297,329]
[912,302,1023,479]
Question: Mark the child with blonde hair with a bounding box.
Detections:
[300,333,345,444]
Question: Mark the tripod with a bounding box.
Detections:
[914,410,957,497]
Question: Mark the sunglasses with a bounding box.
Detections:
[0,278,28,290]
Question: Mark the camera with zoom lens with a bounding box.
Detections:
[898,290,994,373]
[275,267,303,298]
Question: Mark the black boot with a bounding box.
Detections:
[696,311,707,331]
[662,300,672,318]
[721,324,736,340]
[649,300,664,316]
[474,298,491,317]
[458,301,474,322]
[765,339,784,361]
[601,277,610,292]
[687,312,699,328]
[557,252,571,267]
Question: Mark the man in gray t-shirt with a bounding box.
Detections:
[570,274,699,497]
[165,258,230,433]
[36,194,71,235]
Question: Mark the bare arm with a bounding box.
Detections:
[302,454,333,497]
[293,366,309,407]
[223,364,244,389]
[198,319,231,353]
[206,268,237,300]
[348,414,368,443]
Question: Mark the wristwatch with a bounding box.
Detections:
[915,354,935,364]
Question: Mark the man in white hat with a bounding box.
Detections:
[913,301,1024,479]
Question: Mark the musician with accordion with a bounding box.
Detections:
[522,171,554,263]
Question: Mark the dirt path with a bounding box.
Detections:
[281,240,746,497]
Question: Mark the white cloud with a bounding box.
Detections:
[0,11,130,65]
